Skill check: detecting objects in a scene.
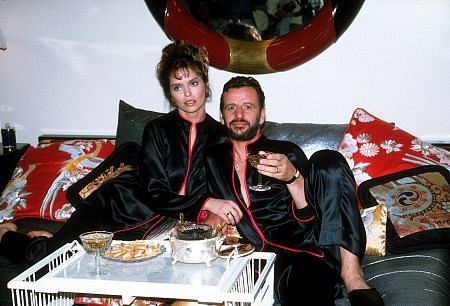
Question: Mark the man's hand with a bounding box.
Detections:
[257,151,308,209]
[257,151,298,182]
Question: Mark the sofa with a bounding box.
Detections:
[1,100,449,306]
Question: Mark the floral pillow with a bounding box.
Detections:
[338,108,450,186]
[0,139,115,223]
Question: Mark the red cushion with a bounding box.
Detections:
[337,108,450,206]
[0,139,115,223]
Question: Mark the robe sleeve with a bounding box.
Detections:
[137,121,209,221]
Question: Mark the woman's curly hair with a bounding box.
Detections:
[157,41,210,107]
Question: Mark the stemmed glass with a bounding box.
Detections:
[79,231,114,276]
[247,152,272,192]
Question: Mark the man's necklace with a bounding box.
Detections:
[234,151,245,171]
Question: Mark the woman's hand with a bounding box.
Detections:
[203,198,243,226]
[201,212,227,233]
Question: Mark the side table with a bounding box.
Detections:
[0,143,29,156]
[0,143,30,191]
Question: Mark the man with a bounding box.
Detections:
[204,76,384,306]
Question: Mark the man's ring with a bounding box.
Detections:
[275,167,278,173]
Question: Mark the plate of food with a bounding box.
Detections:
[103,240,165,262]
[217,243,255,259]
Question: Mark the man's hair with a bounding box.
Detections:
[221,19,262,42]
[220,76,265,112]
[157,40,210,107]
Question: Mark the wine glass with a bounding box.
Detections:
[79,231,113,276]
[247,152,271,192]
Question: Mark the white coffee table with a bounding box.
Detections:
[8,240,275,306]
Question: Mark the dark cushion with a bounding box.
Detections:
[362,248,450,305]
[115,100,345,156]
[0,144,29,193]
[66,142,141,209]
[263,121,347,158]
[115,100,164,147]
[358,165,450,253]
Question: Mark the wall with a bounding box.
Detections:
[0,0,449,146]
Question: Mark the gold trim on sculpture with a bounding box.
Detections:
[225,38,276,74]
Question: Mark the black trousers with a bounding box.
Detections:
[274,251,339,306]
[0,173,162,306]
[0,171,162,266]
[274,150,366,305]
[306,150,366,268]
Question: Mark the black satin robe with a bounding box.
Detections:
[0,110,226,265]
[138,110,226,222]
[86,110,227,235]
[205,134,366,305]
[207,135,322,254]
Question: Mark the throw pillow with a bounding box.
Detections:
[0,139,115,223]
[66,141,141,208]
[115,100,164,147]
[337,108,450,186]
[358,165,450,253]
[360,204,387,256]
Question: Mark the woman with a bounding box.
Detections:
[137,41,242,225]
[0,41,241,305]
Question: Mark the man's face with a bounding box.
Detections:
[221,86,265,141]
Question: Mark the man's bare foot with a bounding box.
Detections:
[0,223,18,241]
[340,247,384,305]
[340,247,370,292]
[342,272,370,292]
[27,230,53,238]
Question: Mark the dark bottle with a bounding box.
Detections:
[1,123,17,152]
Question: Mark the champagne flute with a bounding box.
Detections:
[79,231,113,276]
[247,152,272,192]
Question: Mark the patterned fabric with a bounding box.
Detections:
[0,139,115,223]
[360,204,387,256]
[358,165,450,252]
[366,169,450,238]
[338,108,450,186]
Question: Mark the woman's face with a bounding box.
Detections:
[169,67,207,119]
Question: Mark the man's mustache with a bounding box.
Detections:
[230,119,250,125]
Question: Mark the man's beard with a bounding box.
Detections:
[227,118,260,141]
